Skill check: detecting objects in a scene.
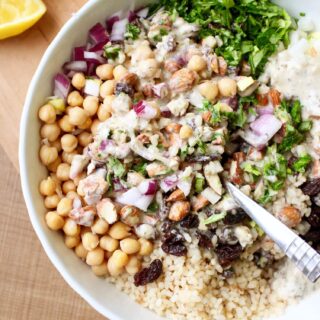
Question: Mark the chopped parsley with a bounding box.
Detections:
[194,174,205,193]
[149,0,293,76]
[148,201,159,213]
[132,161,148,176]
[107,156,126,178]
[152,28,169,42]
[103,44,121,60]
[278,124,304,153]
[197,140,207,154]
[125,23,141,40]
[243,163,261,177]
[292,154,312,173]
[203,212,227,225]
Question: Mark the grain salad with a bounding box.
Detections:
[37,1,320,319]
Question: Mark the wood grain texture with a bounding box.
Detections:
[0,0,87,171]
[0,1,107,319]
[0,145,106,320]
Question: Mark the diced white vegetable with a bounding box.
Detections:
[201,187,221,205]
[84,79,101,97]
[237,76,255,92]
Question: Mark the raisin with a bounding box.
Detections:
[303,230,320,244]
[180,214,199,229]
[307,206,320,228]
[134,259,163,286]
[216,227,238,245]
[215,243,242,267]
[161,220,174,234]
[115,82,134,97]
[287,156,298,169]
[223,209,248,225]
[301,178,320,196]
[196,231,213,249]
[161,241,187,256]
[186,154,220,163]
[221,95,238,110]
[161,229,187,256]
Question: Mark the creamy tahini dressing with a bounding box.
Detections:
[261,31,320,120]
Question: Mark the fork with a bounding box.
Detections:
[227,182,320,283]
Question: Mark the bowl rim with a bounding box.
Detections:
[19,1,123,319]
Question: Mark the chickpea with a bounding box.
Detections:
[100,80,115,99]
[57,197,73,216]
[56,163,71,181]
[50,173,61,186]
[107,258,123,277]
[110,250,129,268]
[61,150,77,165]
[39,177,56,196]
[108,222,131,240]
[218,78,237,97]
[75,243,88,259]
[67,90,84,107]
[100,235,119,252]
[44,194,60,209]
[80,226,92,237]
[92,261,108,276]
[97,104,111,122]
[90,119,102,135]
[63,218,80,236]
[83,96,99,116]
[120,238,141,255]
[68,107,88,126]
[138,59,159,78]
[82,232,99,251]
[59,115,75,133]
[45,211,64,230]
[138,238,153,256]
[62,180,76,194]
[78,117,92,130]
[198,81,219,101]
[179,125,193,139]
[96,63,114,80]
[61,134,78,153]
[103,95,115,114]
[187,55,207,72]
[78,131,92,147]
[125,256,142,275]
[92,218,109,235]
[278,206,301,228]
[40,123,61,142]
[86,247,104,266]
[39,144,58,167]
[38,104,56,124]
[113,65,128,81]
[71,72,86,90]
[65,235,80,248]
[47,156,61,173]
[66,191,79,200]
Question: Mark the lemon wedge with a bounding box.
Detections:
[0,0,46,40]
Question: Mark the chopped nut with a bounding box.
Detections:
[192,194,209,212]
[277,206,301,228]
[69,206,96,227]
[169,68,197,93]
[96,199,120,224]
[269,88,281,106]
[120,206,140,227]
[166,189,186,202]
[164,60,181,73]
[168,201,190,221]
[202,111,212,123]
[218,56,228,76]
[256,93,269,106]
[165,123,182,133]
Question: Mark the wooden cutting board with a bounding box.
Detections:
[0,1,106,319]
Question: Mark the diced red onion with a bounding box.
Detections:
[72,46,85,61]
[160,107,172,118]
[177,178,193,197]
[128,10,137,22]
[138,180,157,195]
[257,105,274,115]
[64,61,87,72]
[110,18,128,42]
[53,73,70,99]
[113,178,128,192]
[250,114,282,139]
[87,62,98,76]
[116,187,154,211]
[88,41,107,52]
[136,7,149,18]
[240,130,268,150]
[160,174,179,192]
[152,83,169,99]
[89,23,109,44]
[106,14,121,32]
[133,101,158,119]
[84,51,106,64]
[66,70,76,78]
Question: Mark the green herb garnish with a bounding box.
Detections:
[292,154,312,173]
[132,161,148,176]
[107,156,126,178]
[195,174,205,193]
[148,201,159,213]
[103,44,121,60]
[125,23,141,40]
[203,212,227,225]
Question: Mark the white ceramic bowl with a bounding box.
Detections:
[19,1,320,319]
